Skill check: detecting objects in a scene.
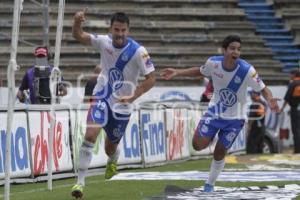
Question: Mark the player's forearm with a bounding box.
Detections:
[72,21,90,45]
[176,67,201,77]
[133,73,156,101]
[72,21,83,40]
[261,86,274,102]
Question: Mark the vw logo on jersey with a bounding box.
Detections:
[108,68,124,91]
[219,88,237,107]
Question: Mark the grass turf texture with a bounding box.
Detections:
[1,158,299,200]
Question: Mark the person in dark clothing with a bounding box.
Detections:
[17,46,67,104]
[246,90,267,154]
[200,79,213,103]
[280,69,300,153]
[83,64,101,103]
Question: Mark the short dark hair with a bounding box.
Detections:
[222,35,242,49]
[110,12,130,26]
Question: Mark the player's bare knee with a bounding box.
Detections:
[192,139,207,151]
[213,147,226,160]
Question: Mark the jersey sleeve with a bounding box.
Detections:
[135,46,155,75]
[200,57,214,77]
[90,34,106,50]
[246,66,266,92]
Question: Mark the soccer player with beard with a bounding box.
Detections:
[71,10,156,198]
[161,35,279,192]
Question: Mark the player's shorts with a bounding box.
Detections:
[195,113,245,149]
[87,97,130,144]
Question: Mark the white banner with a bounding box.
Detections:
[0,112,31,178]
[119,111,142,165]
[165,109,190,161]
[187,109,214,156]
[139,109,166,164]
[28,111,72,176]
[70,109,107,170]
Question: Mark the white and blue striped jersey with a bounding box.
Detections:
[90,34,155,113]
[200,56,265,119]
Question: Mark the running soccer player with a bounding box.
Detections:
[161,35,279,192]
[71,10,156,198]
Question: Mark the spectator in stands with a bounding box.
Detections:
[83,64,101,103]
[200,78,213,103]
[17,46,67,104]
[280,69,300,153]
[246,90,266,154]
[161,35,279,192]
[71,10,156,199]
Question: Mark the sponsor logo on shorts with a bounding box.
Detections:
[112,126,122,138]
[201,125,208,133]
[225,131,236,142]
[94,110,101,119]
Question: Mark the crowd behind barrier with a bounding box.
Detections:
[0,101,248,185]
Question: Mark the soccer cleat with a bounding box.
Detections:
[203,183,214,192]
[105,161,118,179]
[71,184,83,199]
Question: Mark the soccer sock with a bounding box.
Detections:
[107,147,120,164]
[206,158,225,186]
[77,140,94,186]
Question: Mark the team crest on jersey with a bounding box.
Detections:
[234,76,241,84]
[109,68,124,91]
[121,53,129,62]
[219,88,237,107]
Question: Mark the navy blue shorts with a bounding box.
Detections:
[87,97,130,144]
[195,113,245,149]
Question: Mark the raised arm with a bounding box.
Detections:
[73,8,91,45]
[160,67,202,80]
[261,86,280,112]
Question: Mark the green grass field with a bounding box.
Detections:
[1,158,300,200]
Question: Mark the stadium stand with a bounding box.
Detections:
[274,0,300,39]
[0,0,291,87]
[239,0,300,72]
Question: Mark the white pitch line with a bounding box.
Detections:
[0,180,102,198]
